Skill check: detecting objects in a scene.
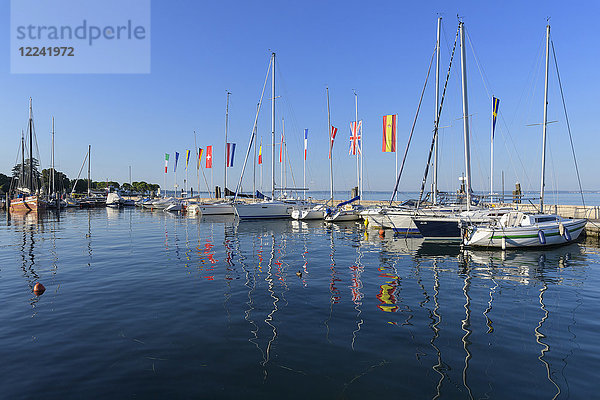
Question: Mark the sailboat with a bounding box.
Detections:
[9,98,46,213]
[409,20,516,239]
[462,23,586,248]
[233,52,306,219]
[361,17,466,234]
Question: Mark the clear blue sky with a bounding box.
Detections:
[1,0,598,194]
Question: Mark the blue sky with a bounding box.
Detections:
[1,0,598,194]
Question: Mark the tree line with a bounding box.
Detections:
[0,160,160,195]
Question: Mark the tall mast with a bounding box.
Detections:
[253,102,258,199]
[303,128,306,200]
[21,130,25,190]
[87,144,91,196]
[354,90,359,203]
[51,117,55,197]
[282,117,286,195]
[28,98,33,193]
[224,91,231,195]
[327,87,333,203]
[459,21,472,211]
[271,52,276,199]
[433,17,441,204]
[540,23,550,212]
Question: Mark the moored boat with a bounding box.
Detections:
[463,212,586,248]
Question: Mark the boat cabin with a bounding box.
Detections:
[499,212,559,228]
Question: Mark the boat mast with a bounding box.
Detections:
[51,117,55,198]
[271,52,276,199]
[224,91,231,195]
[459,21,472,211]
[87,144,91,197]
[28,98,33,194]
[490,105,494,204]
[281,117,286,196]
[540,23,550,213]
[253,103,258,199]
[21,130,25,191]
[433,17,441,205]
[327,86,333,203]
[354,90,359,204]
[303,129,306,200]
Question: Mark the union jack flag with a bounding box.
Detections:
[349,120,362,155]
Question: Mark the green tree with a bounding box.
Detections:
[11,158,41,191]
[41,169,71,194]
[0,173,11,193]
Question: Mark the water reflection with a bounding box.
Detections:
[2,208,596,398]
[325,225,340,343]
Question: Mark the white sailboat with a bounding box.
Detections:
[463,23,587,248]
[362,17,446,233]
[234,52,305,220]
[411,20,494,239]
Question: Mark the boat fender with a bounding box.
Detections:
[563,227,571,241]
[364,218,369,227]
[538,230,546,245]
[501,236,507,250]
[559,222,565,236]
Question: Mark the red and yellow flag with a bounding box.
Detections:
[198,148,203,170]
[258,143,263,165]
[382,114,397,152]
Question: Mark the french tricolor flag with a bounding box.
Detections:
[304,129,308,160]
[226,143,236,167]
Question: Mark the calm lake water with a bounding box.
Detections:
[1,208,599,399]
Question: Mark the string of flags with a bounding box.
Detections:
[163,144,233,173]
[164,111,411,174]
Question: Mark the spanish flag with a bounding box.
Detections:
[382,114,397,152]
[258,141,263,165]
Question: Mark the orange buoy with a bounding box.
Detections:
[33,282,45,295]
[379,229,385,238]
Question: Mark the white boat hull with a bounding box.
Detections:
[361,209,420,234]
[195,203,234,215]
[234,200,293,219]
[325,209,360,222]
[465,218,586,248]
[291,205,325,220]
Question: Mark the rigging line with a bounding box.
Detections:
[415,24,460,209]
[467,115,488,193]
[493,32,545,194]
[465,28,492,98]
[547,137,559,206]
[275,58,304,194]
[551,39,585,207]
[469,26,537,193]
[389,47,436,204]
